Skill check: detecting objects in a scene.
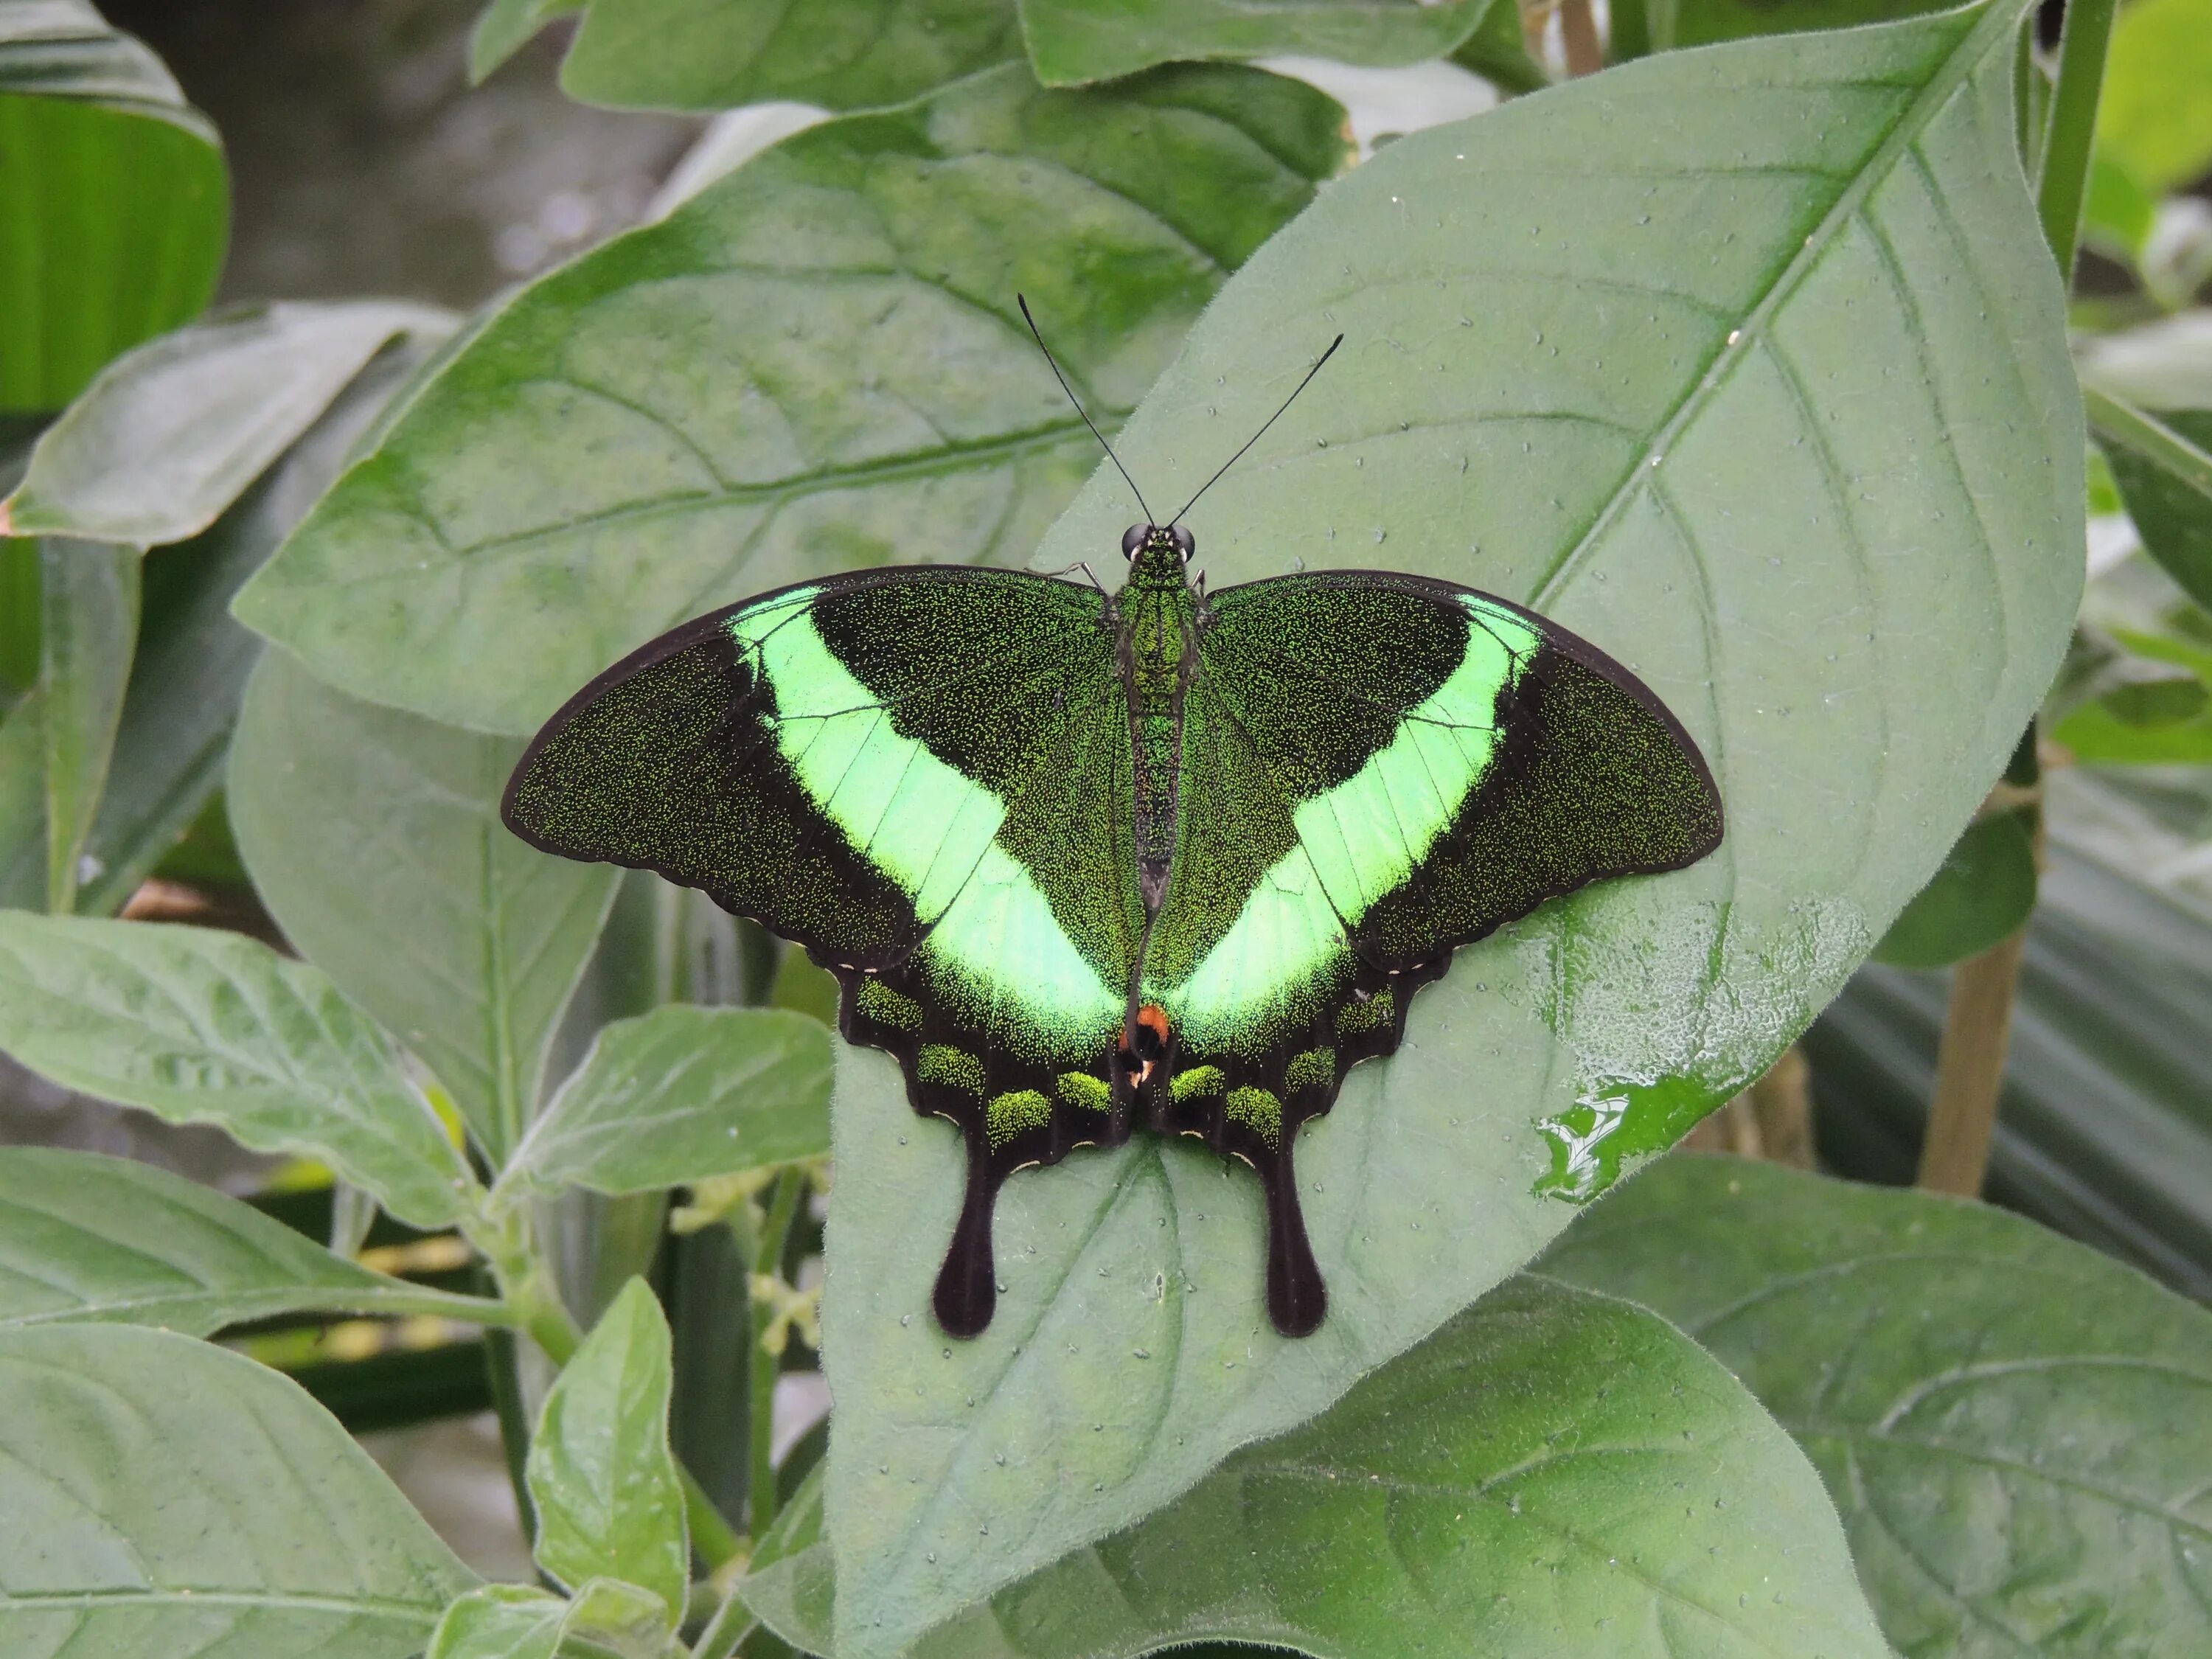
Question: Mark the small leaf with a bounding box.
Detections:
[558,0,1023,112]
[2090,395,2212,615]
[2096,0,2212,196]
[4,301,453,546]
[470,0,582,85]
[2055,624,2212,763]
[2101,672,2210,726]
[226,650,619,1162]
[1018,0,1494,86]
[1871,810,2037,969]
[233,63,1349,735]
[0,1146,501,1332]
[428,1585,566,1659]
[35,538,137,911]
[527,1279,689,1623]
[497,1005,831,1203]
[0,2,229,412]
[0,912,476,1228]
[0,1323,477,1657]
[1540,1157,2212,1659]
[743,1279,1890,1659]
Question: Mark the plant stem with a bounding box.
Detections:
[1918,925,2031,1194]
[689,1591,758,1659]
[2085,387,2212,497]
[1559,0,1603,76]
[748,1169,807,1541]
[2033,0,2119,283]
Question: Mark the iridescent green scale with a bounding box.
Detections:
[506,528,1722,1337]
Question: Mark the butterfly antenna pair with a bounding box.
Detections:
[1017,293,1343,530]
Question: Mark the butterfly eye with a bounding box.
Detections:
[1171,525,1194,558]
[1121,524,1149,557]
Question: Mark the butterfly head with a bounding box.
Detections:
[1121,523,1194,588]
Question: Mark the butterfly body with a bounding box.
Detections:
[505,524,1722,1340]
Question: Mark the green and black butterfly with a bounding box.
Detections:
[504,304,1722,1339]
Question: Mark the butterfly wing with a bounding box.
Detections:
[504,568,1145,1334]
[1141,570,1722,1333]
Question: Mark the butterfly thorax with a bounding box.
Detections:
[1118,529,1199,913]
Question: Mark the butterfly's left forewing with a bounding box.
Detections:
[504,568,1145,1334]
[1144,571,1722,1333]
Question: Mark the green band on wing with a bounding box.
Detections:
[987,1088,1051,1147]
[855,978,922,1031]
[1170,1064,1225,1102]
[1056,1071,1112,1113]
[735,601,1121,1056]
[1226,1085,1283,1147]
[918,1044,985,1096]
[1284,1047,1335,1093]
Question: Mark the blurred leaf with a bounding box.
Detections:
[1637,0,1958,50]
[0,684,43,905]
[1540,1156,2212,1659]
[496,1005,832,1203]
[742,1279,1890,1659]
[526,1279,687,1623]
[2082,153,2157,263]
[2091,395,2212,614]
[2056,623,2212,762]
[560,0,1021,112]
[0,912,476,1226]
[1018,0,1494,86]
[1449,0,1548,94]
[227,650,619,1162]
[768,947,840,1026]
[2096,0,2212,196]
[3,301,452,546]
[0,1146,499,1332]
[234,63,1349,734]
[2077,310,2212,412]
[2101,672,2209,725]
[0,0,228,412]
[0,1323,477,1657]
[1871,809,2037,968]
[826,4,2081,1646]
[429,1585,567,1659]
[37,538,136,910]
[73,324,452,917]
[469,0,582,84]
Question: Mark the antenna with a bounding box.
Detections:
[1171,333,1343,527]
[1018,294,1153,525]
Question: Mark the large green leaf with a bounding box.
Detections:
[74,322,453,916]
[233,63,1349,734]
[495,1005,832,1203]
[823,4,2081,1649]
[0,1322,476,1656]
[1540,1157,2212,1658]
[559,0,1023,113]
[0,1146,501,1332]
[227,650,620,1161]
[1018,0,1495,86]
[526,1279,688,1624]
[2,301,451,546]
[0,0,228,413]
[742,1278,1889,1658]
[0,912,476,1227]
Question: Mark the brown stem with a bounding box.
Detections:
[1916,927,2029,1196]
[1559,0,1604,77]
[1747,1046,1815,1169]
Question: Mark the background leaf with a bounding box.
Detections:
[0,1146,499,1332]
[2,301,453,546]
[496,1005,831,1203]
[560,0,1022,113]
[227,650,619,1162]
[1017,0,1495,87]
[2091,397,2212,616]
[526,1279,688,1623]
[1540,1156,2212,1658]
[745,1278,1890,1659]
[0,0,228,412]
[2093,0,2212,198]
[428,1585,566,1659]
[0,1323,476,1657]
[1871,810,2038,968]
[823,4,2082,1649]
[36,537,136,910]
[0,912,476,1227]
[1635,0,1961,52]
[234,63,1349,734]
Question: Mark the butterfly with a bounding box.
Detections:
[504,302,1723,1339]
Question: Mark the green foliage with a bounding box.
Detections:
[1541,1157,2212,1658]
[2095,0,2212,197]
[2094,399,2212,615]
[0,911,476,1226]
[744,1277,1892,1658]
[35,537,135,908]
[0,1324,477,1656]
[1874,810,2039,969]
[0,1,228,412]
[1018,0,1498,86]
[526,1279,689,1627]
[495,1005,832,1202]
[1635,0,1958,51]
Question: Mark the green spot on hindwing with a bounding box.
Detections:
[1170,1064,1225,1102]
[1226,1085,1283,1147]
[1284,1047,1335,1093]
[918,1045,984,1096]
[1336,988,1394,1037]
[1055,1071,1111,1113]
[987,1088,1051,1147]
[855,978,922,1031]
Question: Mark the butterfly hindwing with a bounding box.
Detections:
[1139,571,1723,1333]
[504,568,1145,1333]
